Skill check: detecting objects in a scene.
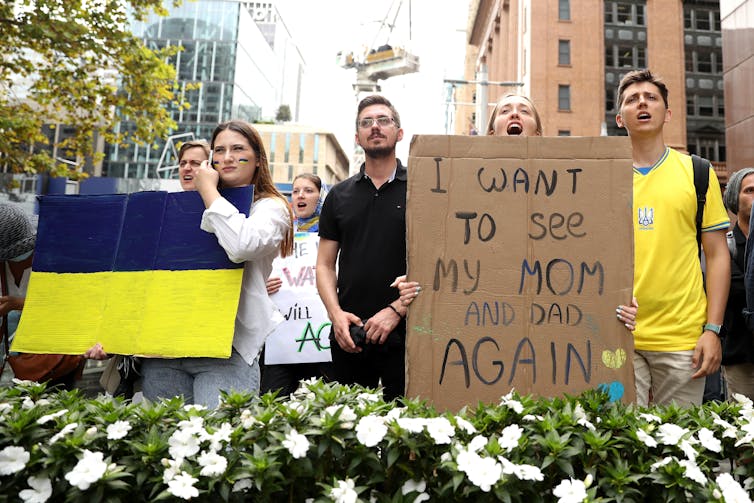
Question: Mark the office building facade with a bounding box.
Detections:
[103,0,305,180]
[464,0,726,175]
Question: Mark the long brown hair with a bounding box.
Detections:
[211,120,294,258]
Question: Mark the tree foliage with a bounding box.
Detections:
[276,104,292,123]
[0,0,186,178]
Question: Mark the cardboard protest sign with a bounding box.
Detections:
[405,136,635,410]
[12,188,253,358]
[265,232,332,364]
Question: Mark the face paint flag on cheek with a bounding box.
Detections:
[238,158,250,165]
[11,187,255,358]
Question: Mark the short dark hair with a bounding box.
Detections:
[356,95,401,129]
[617,69,669,109]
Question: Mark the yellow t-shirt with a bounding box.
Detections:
[633,147,729,351]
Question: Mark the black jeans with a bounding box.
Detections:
[260,360,334,397]
[328,330,405,402]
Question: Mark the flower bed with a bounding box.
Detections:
[1,378,753,502]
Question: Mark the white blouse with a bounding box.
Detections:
[201,196,291,365]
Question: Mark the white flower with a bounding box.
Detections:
[679,459,706,485]
[287,400,308,415]
[162,458,183,484]
[207,423,233,451]
[466,455,502,492]
[37,409,68,425]
[356,415,387,447]
[401,479,426,495]
[650,456,674,471]
[468,435,488,452]
[106,421,132,440]
[177,416,205,436]
[552,478,588,503]
[498,456,544,481]
[12,377,35,385]
[454,416,476,434]
[639,413,662,423]
[656,423,688,446]
[21,397,35,409]
[0,403,11,415]
[396,417,426,433]
[198,450,228,476]
[500,391,524,414]
[385,407,405,421]
[636,429,657,447]
[167,472,199,500]
[169,429,201,460]
[356,392,381,405]
[84,427,97,440]
[283,429,310,459]
[679,439,698,462]
[183,404,206,412]
[325,405,357,428]
[64,450,108,491]
[717,473,751,503]
[455,447,478,474]
[425,417,455,444]
[697,427,722,453]
[330,478,358,503]
[19,475,52,503]
[232,478,252,492]
[522,414,543,422]
[712,415,738,439]
[240,409,258,429]
[50,423,78,444]
[732,393,754,408]
[498,424,523,452]
[0,446,30,475]
[573,404,595,431]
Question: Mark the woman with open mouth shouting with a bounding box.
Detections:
[486,93,543,137]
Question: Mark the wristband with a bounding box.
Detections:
[387,304,403,319]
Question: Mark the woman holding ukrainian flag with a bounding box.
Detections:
[141,120,294,407]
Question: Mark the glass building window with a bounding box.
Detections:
[558,130,571,136]
[698,96,713,116]
[558,85,571,111]
[558,40,571,65]
[299,134,305,164]
[559,0,570,21]
[696,10,711,31]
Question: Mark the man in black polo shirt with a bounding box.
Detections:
[316,95,408,401]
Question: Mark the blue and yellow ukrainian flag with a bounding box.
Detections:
[12,188,253,358]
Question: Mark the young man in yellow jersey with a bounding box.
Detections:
[615,69,730,406]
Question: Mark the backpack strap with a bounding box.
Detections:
[692,154,710,257]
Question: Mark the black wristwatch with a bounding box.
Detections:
[703,323,722,337]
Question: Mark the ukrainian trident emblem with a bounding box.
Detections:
[637,207,654,227]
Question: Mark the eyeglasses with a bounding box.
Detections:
[358,116,396,129]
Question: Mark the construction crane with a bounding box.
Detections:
[336,0,420,94]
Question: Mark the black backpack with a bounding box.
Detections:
[692,154,712,256]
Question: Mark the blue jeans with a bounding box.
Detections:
[141,349,259,408]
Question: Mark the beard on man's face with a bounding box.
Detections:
[363,144,396,159]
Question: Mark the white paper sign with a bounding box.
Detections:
[264,233,332,364]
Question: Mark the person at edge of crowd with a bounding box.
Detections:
[395,92,639,331]
[87,139,212,397]
[1,204,86,389]
[720,168,754,400]
[91,122,294,408]
[178,139,212,191]
[616,69,729,407]
[315,95,408,402]
[261,173,333,396]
